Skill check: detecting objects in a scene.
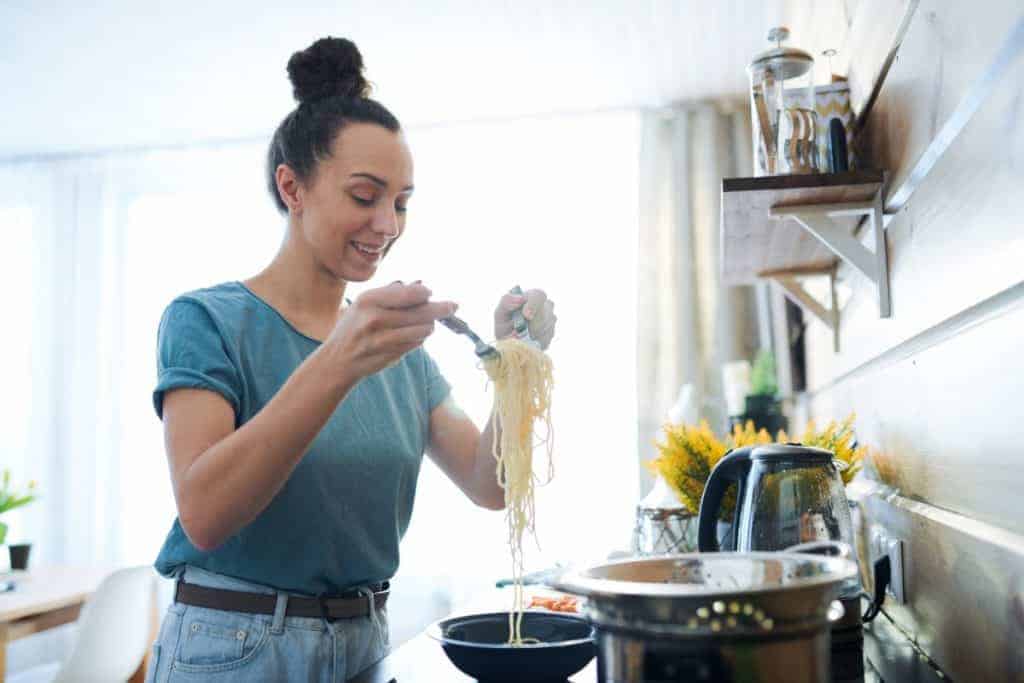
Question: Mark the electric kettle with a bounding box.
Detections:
[697,444,860,596]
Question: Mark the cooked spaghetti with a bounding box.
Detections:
[483,337,554,646]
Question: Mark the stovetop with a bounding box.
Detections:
[350,611,949,683]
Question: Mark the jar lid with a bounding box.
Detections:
[749,48,814,78]
[748,27,813,79]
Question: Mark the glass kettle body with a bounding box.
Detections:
[737,447,854,551]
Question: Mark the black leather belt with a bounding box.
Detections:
[175,580,389,620]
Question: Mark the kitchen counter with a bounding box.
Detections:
[349,617,947,683]
[862,613,949,683]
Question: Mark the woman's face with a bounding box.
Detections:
[296,123,414,282]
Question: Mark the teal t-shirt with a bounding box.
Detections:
[152,281,451,595]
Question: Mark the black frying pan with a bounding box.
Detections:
[427,611,595,682]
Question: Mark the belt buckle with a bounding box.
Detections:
[316,593,331,621]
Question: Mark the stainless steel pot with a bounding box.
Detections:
[550,544,857,683]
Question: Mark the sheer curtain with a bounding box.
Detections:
[635,104,759,492]
[0,147,284,572]
[0,110,641,654]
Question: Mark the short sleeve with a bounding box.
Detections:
[422,348,451,412]
[153,299,243,420]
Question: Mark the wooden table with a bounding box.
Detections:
[0,566,154,683]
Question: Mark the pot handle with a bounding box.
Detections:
[783,540,853,559]
[697,448,753,552]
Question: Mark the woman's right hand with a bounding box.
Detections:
[326,281,457,380]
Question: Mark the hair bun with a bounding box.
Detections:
[287,37,370,104]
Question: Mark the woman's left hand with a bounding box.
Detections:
[493,288,557,350]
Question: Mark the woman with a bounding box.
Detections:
[146,37,556,682]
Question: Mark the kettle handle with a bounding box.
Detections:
[697,448,754,552]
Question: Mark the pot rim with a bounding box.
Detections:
[549,551,857,600]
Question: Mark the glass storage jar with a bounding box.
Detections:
[748,27,817,176]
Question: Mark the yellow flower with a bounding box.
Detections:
[726,420,773,449]
[785,413,864,485]
[646,420,728,515]
[644,414,866,517]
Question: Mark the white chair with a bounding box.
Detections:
[48,566,156,683]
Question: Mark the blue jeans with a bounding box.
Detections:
[145,566,390,682]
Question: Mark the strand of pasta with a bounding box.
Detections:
[484,338,554,646]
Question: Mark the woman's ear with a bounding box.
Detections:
[275,164,304,215]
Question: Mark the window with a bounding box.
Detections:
[0,208,36,540]
[374,112,641,618]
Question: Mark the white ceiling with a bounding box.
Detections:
[1,0,783,158]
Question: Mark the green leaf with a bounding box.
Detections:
[750,349,778,397]
[0,495,37,514]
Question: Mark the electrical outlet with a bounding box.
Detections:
[869,526,907,605]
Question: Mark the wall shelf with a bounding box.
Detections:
[721,170,890,351]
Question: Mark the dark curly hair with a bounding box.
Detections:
[266,37,401,213]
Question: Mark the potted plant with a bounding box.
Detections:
[740,349,788,435]
[647,420,780,515]
[0,468,39,571]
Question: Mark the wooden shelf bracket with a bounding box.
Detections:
[720,171,891,352]
[769,190,891,318]
[768,268,841,352]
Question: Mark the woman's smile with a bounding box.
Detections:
[350,239,388,265]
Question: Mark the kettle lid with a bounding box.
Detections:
[750,443,833,463]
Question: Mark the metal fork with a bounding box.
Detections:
[439,285,539,360]
[438,314,499,360]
